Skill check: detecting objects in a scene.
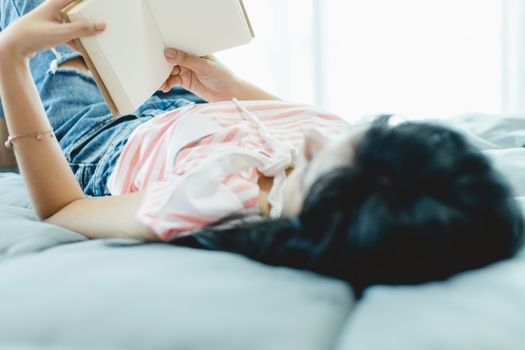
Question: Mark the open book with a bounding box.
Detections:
[62,0,254,117]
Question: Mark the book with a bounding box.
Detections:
[62,0,254,117]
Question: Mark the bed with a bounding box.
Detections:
[0,114,524,350]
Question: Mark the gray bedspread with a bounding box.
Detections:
[1,114,525,350]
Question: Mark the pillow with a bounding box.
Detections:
[0,240,353,350]
[0,173,354,350]
[0,173,85,261]
[333,114,525,350]
[440,113,525,149]
[334,251,525,350]
[0,172,31,209]
[483,148,525,197]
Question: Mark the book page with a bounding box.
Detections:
[69,0,172,114]
[146,0,253,57]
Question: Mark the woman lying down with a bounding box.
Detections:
[0,0,523,296]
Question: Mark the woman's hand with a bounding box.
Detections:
[161,48,280,102]
[0,0,105,60]
[160,49,242,103]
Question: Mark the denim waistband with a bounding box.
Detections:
[69,98,196,197]
[69,116,147,197]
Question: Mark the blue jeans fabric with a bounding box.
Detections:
[0,0,203,196]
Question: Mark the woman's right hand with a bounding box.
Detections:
[160,49,241,103]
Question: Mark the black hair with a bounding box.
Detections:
[172,116,525,297]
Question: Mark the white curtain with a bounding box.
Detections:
[219,1,506,121]
[218,0,317,104]
[502,0,525,115]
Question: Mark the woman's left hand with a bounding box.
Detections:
[0,0,105,59]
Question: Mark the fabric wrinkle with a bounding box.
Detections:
[48,47,63,74]
[110,100,348,240]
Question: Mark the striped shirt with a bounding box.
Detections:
[108,99,349,240]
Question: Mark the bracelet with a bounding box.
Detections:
[4,129,55,149]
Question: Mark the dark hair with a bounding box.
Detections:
[173,116,525,297]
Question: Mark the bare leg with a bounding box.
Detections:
[59,56,89,72]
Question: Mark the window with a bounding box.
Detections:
[218,1,503,121]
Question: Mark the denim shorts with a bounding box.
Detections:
[0,0,203,197]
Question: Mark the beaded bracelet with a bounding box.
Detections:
[4,129,55,149]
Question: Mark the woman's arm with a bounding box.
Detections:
[45,191,159,241]
[0,49,84,220]
[161,49,279,102]
[0,0,157,241]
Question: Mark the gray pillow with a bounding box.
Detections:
[0,172,354,350]
[335,252,525,350]
[0,173,86,261]
[0,172,31,209]
[334,114,525,350]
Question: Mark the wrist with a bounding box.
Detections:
[205,75,246,103]
[227,76,248,100]
[231,78,279,101]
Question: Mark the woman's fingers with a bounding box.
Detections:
[161,65,184,91]
[62,20,106,42]
[166,75,183,89]
[170,65,181,77]
[165,49,206,71]
[161,73,183,92]
[52,0,86,9]
[161,76,183,92]
[65,40,79,51]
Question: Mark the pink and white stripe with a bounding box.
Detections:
[108,100,349,240]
